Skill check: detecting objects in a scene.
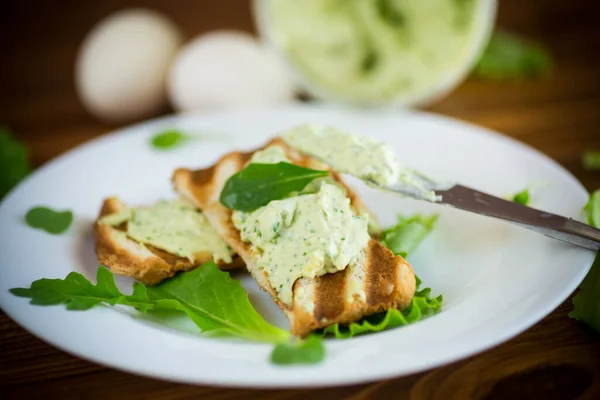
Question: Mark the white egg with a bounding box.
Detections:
[76,9,183,122]
[168,31,295,112]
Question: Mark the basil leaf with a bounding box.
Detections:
[220,162,329,212]
[25,206,73,234]
[270,334,325,365]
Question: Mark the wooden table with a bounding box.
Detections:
[2,0,600,398]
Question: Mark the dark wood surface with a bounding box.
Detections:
[2,0,600,398]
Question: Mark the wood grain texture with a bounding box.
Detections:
[1,0,600,398]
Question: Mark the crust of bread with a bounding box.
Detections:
[172,138,416,336]
[94,197,244,285]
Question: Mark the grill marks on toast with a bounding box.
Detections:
[313,270,347,323]
[296,241,414,334]
[172,138,416,336]
[367,241,403,307]
[94,197,243,285]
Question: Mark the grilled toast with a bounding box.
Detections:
[94,197,244,285]
[172,139,416,337]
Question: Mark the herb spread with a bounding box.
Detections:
[283,124,401,186]
[232,148,370,306]
[99,199,233,263]
[264,0,483,102]
[283,124,442,201]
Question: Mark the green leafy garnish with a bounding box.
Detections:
[10,262,290,343]
[220,162,329,212]
[512,189,530,205]
[150,129,191,150]
[584,190,600,228]
[380,214,438,258]
[270,335,325,365]
[474,30,552,80]
[321,276,442,338]
[0,127,30,199]
[569,190,600,332]
[582,151,600,170]
[570,255,600,332]
[25,206,73,234]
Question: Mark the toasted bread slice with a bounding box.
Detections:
[172,138,416,337]
[94,197,244,285]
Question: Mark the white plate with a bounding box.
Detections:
[0,105,595,388]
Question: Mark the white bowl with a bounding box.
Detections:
[253,0,497,108]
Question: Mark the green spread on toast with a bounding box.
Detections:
[99,199,233,263]
[232,148,370,306]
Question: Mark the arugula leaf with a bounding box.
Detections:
[320,276,442,338]
[10,264,123,310]
[569,190,600,332]
[512,189,530,205]
[380,214,438,258]
[25,206,73,234]
[582,151,600,170]
[0,127,30,199]
[474,30,551,80]
[270,335,325,365]
[220,162,329,212]
[10,263,290,343]
[150,129,191,150]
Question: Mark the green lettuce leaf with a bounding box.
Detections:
[270,335,325,365]
[0,127,30,199]
[474,30,551,80]
[10,262,290,343]
[380,214,438,258]
[569,190,600,332]
[320,276,442,338]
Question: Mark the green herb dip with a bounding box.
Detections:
[263,0,484,102]
[232,148,370,306]
[99,199,233,263]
